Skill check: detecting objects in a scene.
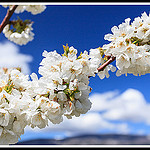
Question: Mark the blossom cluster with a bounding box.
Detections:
[3,21,34,46]
[2,5,46,15]
[0,68,29,144]
[2,5,46,45]
[103,12,150,76]
[28,45,112,125]
[0,45,114,144]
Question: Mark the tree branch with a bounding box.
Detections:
[97,56,116,72]
[0,5,18,33]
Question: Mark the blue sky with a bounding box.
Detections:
[1,3,150,143]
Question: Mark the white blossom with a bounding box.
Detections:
[103,11,150,76]
[3,23,34,46]
[25,5,46,15]
[2,5,46,15]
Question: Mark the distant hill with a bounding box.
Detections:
[15,134,150,145]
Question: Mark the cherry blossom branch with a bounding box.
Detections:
[97,55,116,72]
[0,5,18,33]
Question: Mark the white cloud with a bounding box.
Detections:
[0,41,33,74]
[89,90,119,112]
[90,88,150,125]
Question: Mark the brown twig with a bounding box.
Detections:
[0,5,18,33]
[97,56,116,72]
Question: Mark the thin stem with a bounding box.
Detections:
[97,56,116,72]
[0,5,18,33]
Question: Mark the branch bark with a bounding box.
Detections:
[0,5,18,33]
[97,56,116,72]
